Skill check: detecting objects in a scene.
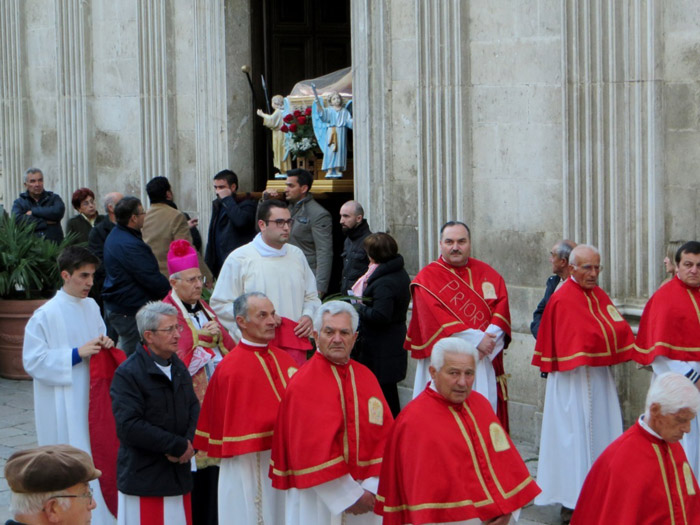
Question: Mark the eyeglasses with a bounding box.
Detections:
[175,275,204,284]
[573,264,603,273]
[265,218,294,228]
[152,324,184,334]
[50,487,94,504]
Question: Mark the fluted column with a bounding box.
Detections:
[562,0,663,299]
[0,0,25,207]
[137,0,171,201]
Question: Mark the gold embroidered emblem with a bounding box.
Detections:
[489,422,510,452]
[287,367,298,378]
[482,281,496,299]
[368,397,383,425]
[606,304,623,322]
[684,462,696,495]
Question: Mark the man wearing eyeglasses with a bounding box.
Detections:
[211,199,321,366]
[531,244,636,523]
[636,240,700,477]
[162,239,235,524]
[111,301,199,524]
[4,444,101,525]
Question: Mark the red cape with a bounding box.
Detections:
[531,278,635,372]
[193,341,298,457]
[572,421,700,524]
[269,352,394,489]
[375,387,540,525]
[89,346,127,518]
[635,277,700,365]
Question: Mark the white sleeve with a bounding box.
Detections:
[652,356,700,383]
[312,474,365,515]
[22,310,73,386]
[360,476,379,494]
[301,256,322,320]
[209,255,243,333]
[485,324,505,362]
[454,329,485,347]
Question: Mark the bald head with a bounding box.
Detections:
[569,244,602,289]
[339,200,365,233]
[103,192,124,222]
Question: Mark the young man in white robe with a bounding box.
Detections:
[23,245,117,525]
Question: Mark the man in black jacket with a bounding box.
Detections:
[205,169,257,279]
[530,239,576,339]
[111,301,199,524]
[339,200,372,295]
[11,167,65,242]
[102,197,170,355]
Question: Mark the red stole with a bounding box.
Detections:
[270,316,313,367]
[193,341,298,457]
[405,257,512,430]
[572,422,700,525]
[375,387,540,525]
[269,352,394,490]
[89,346,127,518]
[634,277,700,365]
[531,278,635,372]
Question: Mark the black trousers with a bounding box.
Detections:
[191,465,219,525]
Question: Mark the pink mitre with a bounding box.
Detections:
[167,239,199,276]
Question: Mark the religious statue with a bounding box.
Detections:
[311,84,353,178]
[257,94,291,176]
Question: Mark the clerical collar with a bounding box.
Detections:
[182,301,203,314]
[252,232,287,257]
[240,337,267,348]
[147,348,172,367]
[638,415,664,440]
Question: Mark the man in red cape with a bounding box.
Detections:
[194,292,297,525]
[162,239,235,524]
[635,241,700,476]
[269,301,393,525]
[572,372,700,524]
[405,221,512,431]
[531,244,636,523]
[376,337,540,525]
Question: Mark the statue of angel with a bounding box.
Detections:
[311,84,353,178]
[257,94,291,175]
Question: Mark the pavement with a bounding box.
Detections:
[0,377,562,524]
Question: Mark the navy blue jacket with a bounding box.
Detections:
[530,275,561,339]
[111,346,199,496]
[11,191,65,242]
[205,195,257,278]
[102,224,170,315]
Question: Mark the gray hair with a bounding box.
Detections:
[135,301,178,339]
[430,337,479,371]
[313,301,359,333]
[553,239,576,262]
[102,192,123,213]
[10,490,70,515]
[569,244,600,266]
[233,292,269,328]
[24,167,43,182]
[645,372,700,420]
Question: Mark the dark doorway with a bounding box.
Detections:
[250,0,351,189]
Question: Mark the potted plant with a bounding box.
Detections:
[0,214,76,379]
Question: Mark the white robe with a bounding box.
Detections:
[23,289,115,524]
[412,324,505,414]
[283,475,380,525]
[651,356,700,476]
[218,450,284,525]
[534,366,623,509]
[210,239,321,336]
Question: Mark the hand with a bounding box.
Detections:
[187,217,198,228]
[257,109,265,117]
[202,321,221,337]
[294,315,313,338]
[77,337,103,358]
[485,513,512,525]
[476,332,497,360]
[98,335,115,349]
[25,210,32,216]
[345,490,375,515]
[178,441,195,464]
[263,189,279,200]
[215,187,233,199]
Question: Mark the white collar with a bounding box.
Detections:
[252,233,287,257]
[638,415,663,440]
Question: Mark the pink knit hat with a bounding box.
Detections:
[167,240,199,276]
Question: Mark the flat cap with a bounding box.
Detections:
[4,444,101,494]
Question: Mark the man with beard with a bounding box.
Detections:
[339,200,372,295]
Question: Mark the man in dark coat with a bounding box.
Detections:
[530,239,576,339]
[111,301,199,523]
[102,196,170,355]
[339,200,372,295]
[205,169,257,279]
[11,167,65,242]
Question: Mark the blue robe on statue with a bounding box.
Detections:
[312,101,353,174]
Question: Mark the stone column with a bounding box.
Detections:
[0,0,25,207]
[137,0,172,203]
[562,0,663,299]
